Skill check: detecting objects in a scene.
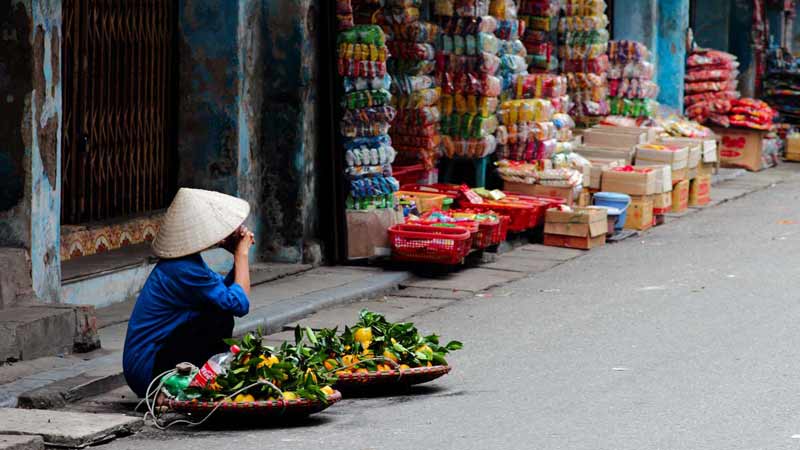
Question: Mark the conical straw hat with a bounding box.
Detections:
[152,188,250,259]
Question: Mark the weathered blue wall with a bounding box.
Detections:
[177,0,241,195]
[29,0,62,302]
[729,0,755,96]
[0,0,61,302]
[691,0,731,51]
[656,0,690,110]
[612,0,657,53]
[177,0,322,264]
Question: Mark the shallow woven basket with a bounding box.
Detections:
[333,365,451,390]
[166,391,342,418]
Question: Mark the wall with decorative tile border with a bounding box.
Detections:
[60,213,163,261]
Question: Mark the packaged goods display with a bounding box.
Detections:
[518,0,560,72]
[385,0,443,172]
[490,0,528,100]
[606,40,658,121]
[684,47,740,126]
[762,48,800,126]
[559,0,610,126]
[435,3,501,159]
[339,25,400,210]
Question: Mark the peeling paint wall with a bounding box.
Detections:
[177,0,241,195]
[29,0,61,302]
[177,0,323,264]
[0,0,60,304]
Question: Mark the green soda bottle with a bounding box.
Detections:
[162,362,196,400]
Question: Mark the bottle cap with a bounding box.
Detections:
[175,362,193,375]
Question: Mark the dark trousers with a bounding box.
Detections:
[152,312,234,380]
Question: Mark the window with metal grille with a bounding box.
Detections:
[61,0,177,225]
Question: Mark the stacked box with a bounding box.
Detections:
[606,40,659,121]
[559,1,610,127]
[338,25,400,210]
[517,0,560,73]
[435,2,501,160]
[543,207,607,249]
[384,1,441,173]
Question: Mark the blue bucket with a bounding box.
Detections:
[593,192,631,231]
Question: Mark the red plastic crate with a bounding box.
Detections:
[460,202,535,233]
[398,183,462,198]
[393,164,427,187]
[388,224,472,265]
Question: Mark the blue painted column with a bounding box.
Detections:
[612,0,657,54]
[656,0,690,111]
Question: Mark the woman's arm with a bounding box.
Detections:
[232,227,255,296]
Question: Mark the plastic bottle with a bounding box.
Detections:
[162,362,197,400]
[188,345,240,389]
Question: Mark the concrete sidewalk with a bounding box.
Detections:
[0,164,795,414]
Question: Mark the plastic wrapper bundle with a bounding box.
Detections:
[684,47,741,126]
[658,115,714,139]
[339,25,399,209]
[435,12,502,160]
[605,40,658,118]
[384,1,442,172]
[518,0,561,72]
[763,48,800,125]
[559,0,609,125]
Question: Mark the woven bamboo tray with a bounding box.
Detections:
[333,365,451,390]
[166,391,342,418]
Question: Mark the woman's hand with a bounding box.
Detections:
[234,226,255,257]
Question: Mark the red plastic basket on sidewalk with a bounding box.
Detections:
[393,164,427,187]
[398,183,462,198]
[473,218,501,248]
[459,202,534,233]
[492,216,510,245]
[388,224,472,265]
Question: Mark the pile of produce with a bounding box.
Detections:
[179,333,336,404]
[304,310,463,375]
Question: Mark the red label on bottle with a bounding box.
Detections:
[188,362,218,388]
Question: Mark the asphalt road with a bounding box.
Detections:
[105,174,800,450]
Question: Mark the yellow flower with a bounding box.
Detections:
[257,355,280,369]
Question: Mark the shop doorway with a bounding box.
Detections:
[60,0,178,265]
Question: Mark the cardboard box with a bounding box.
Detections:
[543,207,607,250]
[671,179,690,213]
[601,168,658,196]
[659,137,718,163]
[634,164,672,193]
[689,175,711,206]
[583,128,647,148]
[652,191,673,214]
[596,125,658,142]
[577,189,591,207]
[346,208,403,259]
[712,126,769,172]
[504,182,576,206]
[583,158,625,189]
[696,161,713,177]
[786,134,800,161]
[543,233,605,250]
[624,195,654,231]
[635,144,689,175]
[575,146,637,165]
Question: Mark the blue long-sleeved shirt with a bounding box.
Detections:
[122,253,249,397]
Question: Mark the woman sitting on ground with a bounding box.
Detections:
[122,188,254,398]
